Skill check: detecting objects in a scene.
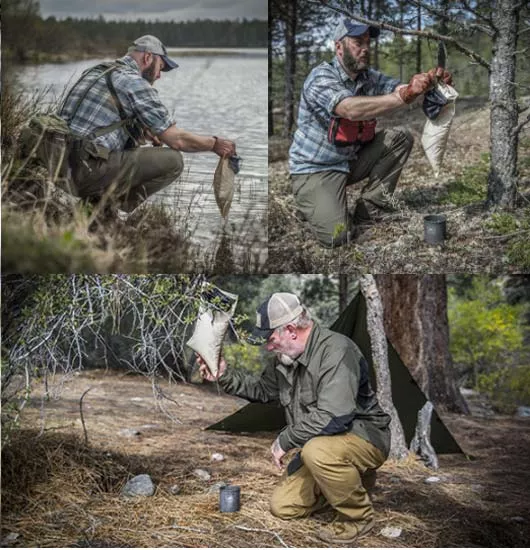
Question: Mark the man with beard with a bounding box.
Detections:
[197,292,391,544]
[60,35,235,216]
[289,19,452,247]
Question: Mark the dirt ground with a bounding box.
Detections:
[2,370,530,548]
[269,98,530,273]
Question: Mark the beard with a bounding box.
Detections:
[141,60,157,85]
[342,46,369,73]
[276,352,295,366]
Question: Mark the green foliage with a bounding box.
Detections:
[3,12,267,64]
[485,213,521,235]
[442,153,490,206]
[223,342,263,374]
[477,366,530,413]
[484,209,530,269]
[448,277,525,389]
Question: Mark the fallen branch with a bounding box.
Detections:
[79,387,92,446]
[233,525,290,548]
[171,525,209,534]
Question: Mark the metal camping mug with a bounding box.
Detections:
[219,485,240,512]
[424,214,447,244]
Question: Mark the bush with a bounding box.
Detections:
[223,341,263,374]
[477,365,530,414]
[442,153,490,206]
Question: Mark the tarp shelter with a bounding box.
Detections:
[207,290,463,454]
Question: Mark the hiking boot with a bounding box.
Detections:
[318,517,375,545]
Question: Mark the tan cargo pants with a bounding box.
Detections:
[292,127,413,247]
[71,146,184,212]
[270,433,386,522]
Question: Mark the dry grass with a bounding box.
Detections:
[269,98,530,273]
[2,371,529,548]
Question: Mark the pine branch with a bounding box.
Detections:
[312,0,491,71]
[407,0,495,36]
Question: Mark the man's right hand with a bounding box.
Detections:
[213,137,236,158]
[196,354,227,381]
[398,71,435,104]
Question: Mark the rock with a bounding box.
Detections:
[390,476,401,483]
[122,474,155,497]
[193,468,211,482]
[516,406,530,417]
[424,476,441,484]
[119,428,141,438]
[207,481,228,494]
[168,484,181,495]
[511,516,525,523]
[2,532,20,544]
[130,397,144,402]
[380,526,402,538]
[211,453,225,462]
[140,424,159,430]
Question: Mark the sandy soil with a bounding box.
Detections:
[2,370,529,548]
[269,98,530,273]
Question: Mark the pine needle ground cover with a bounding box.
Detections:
[2,371,529,547]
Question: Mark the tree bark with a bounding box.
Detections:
[360,275,409,461]
[376,275,469,414]
[283,0,297,139]
[268,19,274,137]
[338,274,348,314]
[487,0,519,208]
[416,4,422,74]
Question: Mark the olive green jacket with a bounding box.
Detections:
[219,323,391,456]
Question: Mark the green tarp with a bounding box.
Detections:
[207,291,463,454]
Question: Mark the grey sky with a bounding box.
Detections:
[39,0,267,21]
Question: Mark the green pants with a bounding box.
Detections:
[270,433,386,522]
[71,146,184,213]
[292,127,413,247]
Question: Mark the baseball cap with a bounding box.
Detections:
[333,18,380,41]
[128,35,179,71]
[248,293,304,345]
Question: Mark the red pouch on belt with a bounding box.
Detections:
[327,117,377,146]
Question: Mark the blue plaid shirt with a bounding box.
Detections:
[289,57,400,175]
[60,56,174,152]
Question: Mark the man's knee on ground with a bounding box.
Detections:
[316,223,351,248]
[270,488,305,519]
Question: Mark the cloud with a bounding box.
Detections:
[39,0,267,20]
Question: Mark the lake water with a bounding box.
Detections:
[17,49,268,272]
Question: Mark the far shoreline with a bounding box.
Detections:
[3,46,267,67]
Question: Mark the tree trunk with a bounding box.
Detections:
[283,0,297,139]
[487,0,519,208]
[416,4,422,74]
[360,275,409,461]
[268,20,274,136]
[376,275,469,414]
[338,274,348,314]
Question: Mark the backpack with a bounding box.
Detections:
[18,62,142,186]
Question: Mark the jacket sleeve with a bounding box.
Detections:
[218,356,280,404]
[278,344,361,452]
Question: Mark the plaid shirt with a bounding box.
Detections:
[59,56,173,152]
[289,57,400,175]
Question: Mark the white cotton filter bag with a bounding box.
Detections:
[186,287,238,377]
[213,156,235,218]
[421,82,459,177]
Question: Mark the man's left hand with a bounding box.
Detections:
[428,67,453,86]
[271,437,286,470]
